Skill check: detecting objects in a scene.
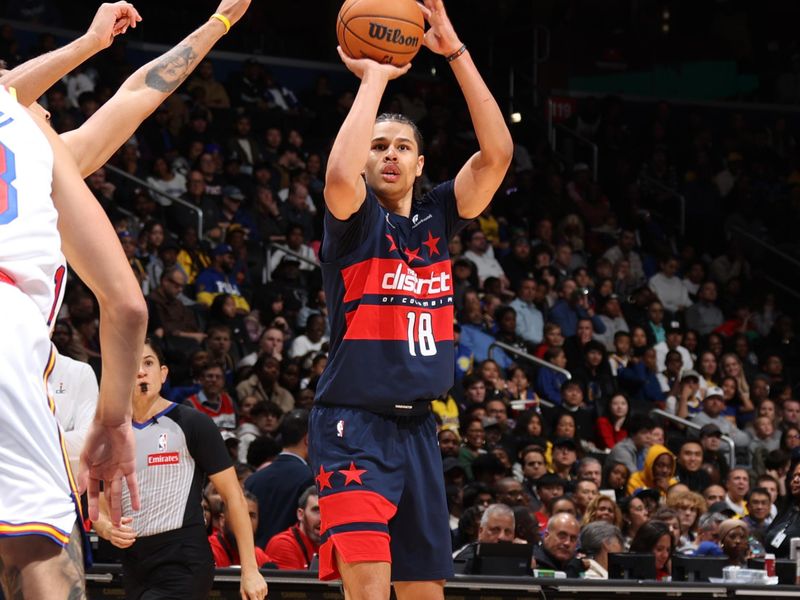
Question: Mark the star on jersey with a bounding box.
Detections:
[338,462,367,486]
[422,230,441,256]
[316,465,334,490]
[385,234,398,253]
[403,246,422,264]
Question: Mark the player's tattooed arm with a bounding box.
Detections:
[61,0,252,177]
[144,40,199,93]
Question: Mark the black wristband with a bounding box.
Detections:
[446,44,467,63]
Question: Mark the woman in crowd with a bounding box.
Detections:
[629,520,674,581]
[595,392,630,450]
[459,418,487,479]
[603,460,631,501]
[620,495,650,548]
[582,495,624,529]
[666,490,707,549]
[718,519,751,566]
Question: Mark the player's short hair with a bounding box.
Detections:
[375,113,424,153]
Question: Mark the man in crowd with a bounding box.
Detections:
[532,513,583,577]
[265,486,321,569]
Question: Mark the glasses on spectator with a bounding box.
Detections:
[786,433,800,440]
[167,278,185,288]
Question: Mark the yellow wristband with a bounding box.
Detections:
[210,13,231,34]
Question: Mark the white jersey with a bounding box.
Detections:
[0,85,65,326]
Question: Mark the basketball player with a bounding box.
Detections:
[311,1,512,598]
[0,86,147,598]
[1,0,252,177]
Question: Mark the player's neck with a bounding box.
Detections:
[377,193,413,218]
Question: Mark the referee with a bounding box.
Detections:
[93,340,268,600]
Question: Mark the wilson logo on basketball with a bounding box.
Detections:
[368,23,419,47]
[147,452,179,466]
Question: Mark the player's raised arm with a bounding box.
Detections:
[419,0,513,219]
[324,48,410,220]
[30,110,147,523]
[62,0,251,177]
[0,2,141,106]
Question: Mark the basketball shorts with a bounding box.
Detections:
[309,405,453,582]
[0,284,78,546]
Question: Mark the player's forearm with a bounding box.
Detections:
[0,34,103,106]
[68,20,224,176]
[449,51,513,167]
[325,71,387,188]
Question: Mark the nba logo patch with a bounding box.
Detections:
[336,420,344,438]
[158,433,168,451]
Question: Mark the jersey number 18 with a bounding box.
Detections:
[406,311,437,357]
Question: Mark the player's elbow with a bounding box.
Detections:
[491,134,514,171]
[110,293,148,332]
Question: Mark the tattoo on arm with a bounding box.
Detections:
[144,41,199,93]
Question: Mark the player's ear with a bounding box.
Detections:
[415,154,424,177]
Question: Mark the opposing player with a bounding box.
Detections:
[0,87,146,598]
[1,0,251,178]
[311,0,512,598]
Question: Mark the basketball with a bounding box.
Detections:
[337,0,425,67]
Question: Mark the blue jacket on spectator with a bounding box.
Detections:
[617,361,664,406]
[549,299,606,338]
[536,367,567,404]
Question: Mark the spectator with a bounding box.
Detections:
[533,474,567,530]
[608,414,654,474]
[654,321,694,372]
[580,521,625,579]
[573,479,599,518]
[690,386,751,451]
[620,495,650,547]
[236,355,294,413]
[603,229,645,285]
[629,520,674,581]
[147,267,205,351]
[265,485,321,569]
[463,229,508,287]
[594,294,629,352]
[196,244,251,313]
[666,490,707,548]
[236,401,283,462]
[535,347,568,403]
[724,468,750,516]
[246,409,314,547]
[717,519,750,566]
[685,281,724,335]
[648,256,692,314]
[675,440,711,492]
[550,286,606,339]
[532,513,583,577]
[582,495,623,529]
[268,224,318,276]
[185,363,237,430]
[744,487,774,539]
[595,393,629,450]
[627,444,678,497]
[187,59,230,109]
[509,277,544,345]
[280,182,315,242]
[208,491,273,568]
[289,314,328,361]
[453,504,517,570]
[576,457,603,488]
[550,436,579,482]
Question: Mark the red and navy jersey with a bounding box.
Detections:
[316,180,470,412]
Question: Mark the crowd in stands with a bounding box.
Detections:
[8,16,800,579]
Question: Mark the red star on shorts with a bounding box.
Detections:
[403,246,422,263]
[385,234,398,253]
[422,230,441,256]
[338,462,367,486]
[316,465,334,490]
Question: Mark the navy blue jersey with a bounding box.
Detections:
[316,180,470,411]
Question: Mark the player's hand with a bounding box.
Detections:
[78,420,140,526]
[215,0,252,27]
[109,516,137,549]
[240,567,268,600]
[86,2,142,50]
[418,0,463,57]
[336,46,411,81]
